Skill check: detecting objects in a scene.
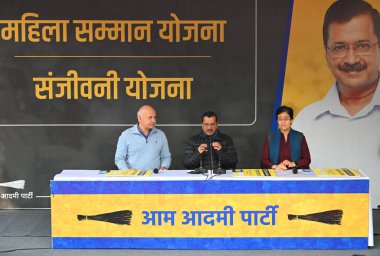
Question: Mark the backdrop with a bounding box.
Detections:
[3,0,379,209]
[0,0,292,208]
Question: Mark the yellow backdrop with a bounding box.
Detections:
[282,0,380,116]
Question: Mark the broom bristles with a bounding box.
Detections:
[288,209,343,225]
[0,180,25,189]
[77,210,132,225]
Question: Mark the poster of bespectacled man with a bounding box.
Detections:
[283,0,380,206]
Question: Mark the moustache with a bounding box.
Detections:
[338,63,367,72]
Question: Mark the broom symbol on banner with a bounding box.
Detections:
[288,209,343,225]
[0,180,25,190]
[77,210,132,225]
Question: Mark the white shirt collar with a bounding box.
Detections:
[317,78,380,119]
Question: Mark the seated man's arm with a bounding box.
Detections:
[115,133,129,170]
[218,136,238,169]
[183,139,202,169]
[160,133,171,169]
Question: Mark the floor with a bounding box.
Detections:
[0,209,379,256]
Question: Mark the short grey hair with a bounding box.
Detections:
[137,105,154,118]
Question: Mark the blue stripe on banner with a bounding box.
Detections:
[52,237,368,250]
[271,0,295,131]
[50,180,369,194]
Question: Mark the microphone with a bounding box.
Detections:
[194,139,207,174]
[292,162,299,174]
[153,168,159,174]
[208,137,215,172]
[211,137,225,175]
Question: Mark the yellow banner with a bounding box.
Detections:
[51,193,368,237]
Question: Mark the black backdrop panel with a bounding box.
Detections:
[0,0,292,208]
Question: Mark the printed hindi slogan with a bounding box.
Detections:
[33,70,194,101]
[142,205,279,227]
[1,12,227,102]
[0,12,226,43]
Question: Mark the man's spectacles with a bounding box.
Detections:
[326,42,379,58]
[277,118,291,122]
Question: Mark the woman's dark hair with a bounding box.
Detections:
[276,105,294,119]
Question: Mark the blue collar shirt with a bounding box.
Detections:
[115,124,171,171]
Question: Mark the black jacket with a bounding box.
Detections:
[183,130,238,170]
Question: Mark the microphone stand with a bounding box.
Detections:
[194,154,207,174]
[194,138,207,174]
[211,137,226,175]
[209,137,215,176]
[214,153,226,175]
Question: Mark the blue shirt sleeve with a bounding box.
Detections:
[115,133,129,170]
[160,132,171,169]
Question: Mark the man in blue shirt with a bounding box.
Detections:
[115,105,171,170]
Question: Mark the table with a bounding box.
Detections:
[51,169,372,249]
